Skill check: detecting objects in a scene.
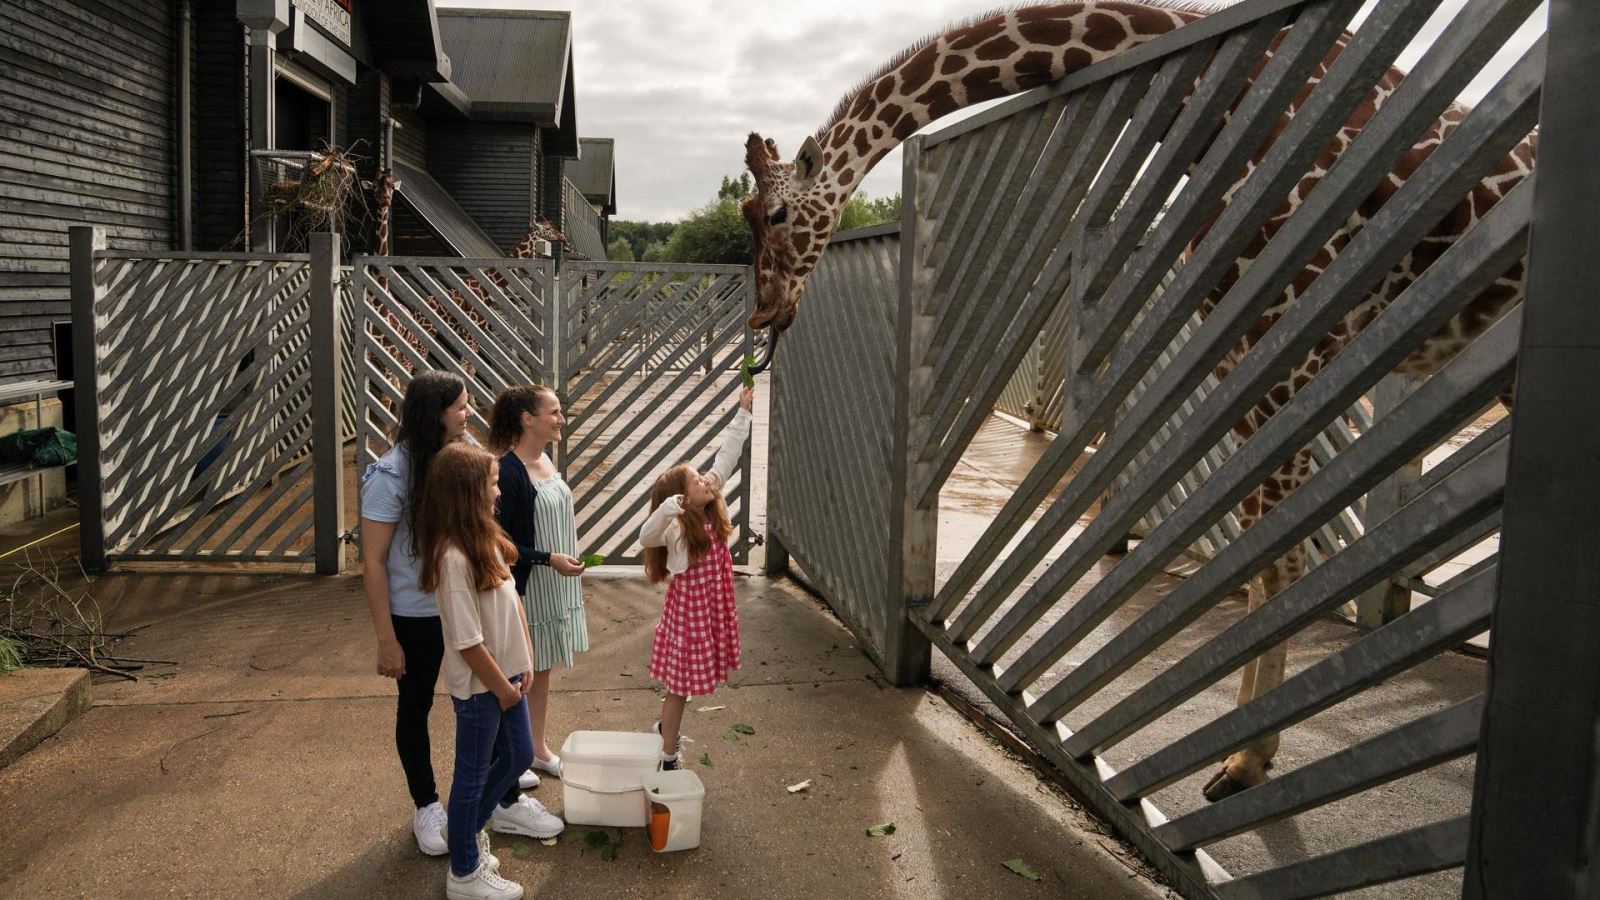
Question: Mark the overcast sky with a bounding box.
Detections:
[437,0,1547,223]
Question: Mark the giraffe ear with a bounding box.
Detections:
[794,136,823,187]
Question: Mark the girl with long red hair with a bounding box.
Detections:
[638,388,755,769]
[417,443,563,900]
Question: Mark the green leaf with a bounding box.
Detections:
[513,841,532,858]
[700,752,714,767]
[1002,859,1041,881]
[723,731,741,742]
[600,844,617,862]
[866,822,896,837]
[741,354,756,389]
[584,830,610,849]
[580,553,605,567]
[731,723,756,735]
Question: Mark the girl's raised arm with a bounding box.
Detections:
[706,390,754,491]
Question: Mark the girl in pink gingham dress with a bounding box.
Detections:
[638,388,753,769]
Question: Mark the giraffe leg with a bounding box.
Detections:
[1203,470,1312,797]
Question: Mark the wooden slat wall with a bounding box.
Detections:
[392,108,425,168]
[0,0,177,381]
[539,130,563,228]
[192,1,244,252]
[430,123,533,253]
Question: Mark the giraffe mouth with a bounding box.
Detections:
[748,326,780,375]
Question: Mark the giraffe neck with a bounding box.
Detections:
[810,2,1197,218]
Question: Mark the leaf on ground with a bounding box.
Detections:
[731,723,756,735]
[696,704,727,712]
[786,779,812,793]
[584,830,611,849]
[513,841,533,858]
[700,752,714,767]
[540,837,558,847]
[723,731,741,742]
[1003,859,1042,881]
[866,822,897,837]
[600,844,617,862]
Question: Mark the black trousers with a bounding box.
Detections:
[392,614,445,809]
[391,613,525,809]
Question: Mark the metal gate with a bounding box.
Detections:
[767,0,1567,895]
[555,261,755,565]
[355,255,754,566]
[71,229,349,571]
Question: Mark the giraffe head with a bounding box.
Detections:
[743,131,830,333]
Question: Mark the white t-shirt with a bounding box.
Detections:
[436,547,534,701]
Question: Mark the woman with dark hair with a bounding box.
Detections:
[359,371,474,856]
[487,385,586,794]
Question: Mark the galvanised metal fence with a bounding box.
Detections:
[556,261,755,565]
[72,230,346,572]
[766,0,1580,894]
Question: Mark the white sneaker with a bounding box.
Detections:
[516,768,541,790]
[445,861,523,900]
[436,824,500,872]
[413,802,448,856]
[489,793,565,839]
[531,754,563,779]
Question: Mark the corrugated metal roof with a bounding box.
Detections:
[392,161,504,258]
[571,138,616,214]
[436,9,570,121]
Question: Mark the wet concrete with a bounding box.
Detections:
[929,415,1485,898]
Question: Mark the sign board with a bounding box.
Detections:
[293,0,351,47]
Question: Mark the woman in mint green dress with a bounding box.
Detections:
[489,385,587,785]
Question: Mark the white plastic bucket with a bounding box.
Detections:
[560,731,662,828]
[642,769,705,852]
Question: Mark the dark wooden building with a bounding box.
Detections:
[0,0,613,523]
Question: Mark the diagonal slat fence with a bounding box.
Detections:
[765,0,1567,895]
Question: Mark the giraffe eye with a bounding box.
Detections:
[766,205,789,227]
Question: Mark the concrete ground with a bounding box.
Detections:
[0,549,1166,899]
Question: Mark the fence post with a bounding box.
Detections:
[69,226,107,573]
[1466,0,1600,893]
[884,135,935,686]
[1354,375,1422,626]
[310,233,345,574]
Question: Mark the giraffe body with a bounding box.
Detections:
[742,1,1536,802]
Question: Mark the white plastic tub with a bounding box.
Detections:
[642,769,705,852]
[560,731,662,828]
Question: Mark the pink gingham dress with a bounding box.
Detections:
[648,523,740,697]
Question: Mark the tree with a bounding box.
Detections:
[837,191,901,232]
[665,198,753,265]
[640,240,671,263]
[609,220,677,262]
[717,173,753,201]
[605,237,634,261]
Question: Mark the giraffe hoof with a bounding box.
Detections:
[1202,766,1261,803]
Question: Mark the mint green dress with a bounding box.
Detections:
[525,468,589,669]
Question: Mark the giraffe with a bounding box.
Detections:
[741,0,1536,802]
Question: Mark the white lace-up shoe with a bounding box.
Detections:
[445,860,523,900]
[489,793,565,839]
[413,802,448,856]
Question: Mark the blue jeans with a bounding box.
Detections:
[448,679,533,877]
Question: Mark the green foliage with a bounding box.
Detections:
[640,240,671,263]
[605,237,634,262]
[717,173,754,200]
[609,220,677,262]
[0,635,23,674]
[665,198,754,265]
[837,191,902,232]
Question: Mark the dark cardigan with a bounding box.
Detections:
[496,450,552,595]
